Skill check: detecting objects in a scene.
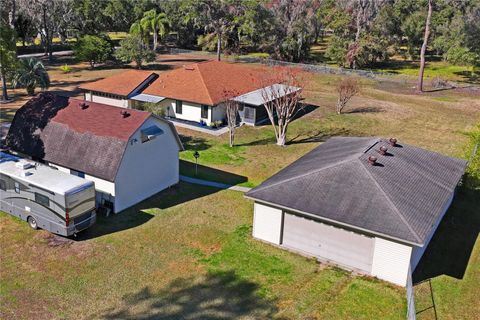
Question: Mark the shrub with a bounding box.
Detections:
[336,77,360,114]
[59,64,71,73]
[74,35,113,69]
[115,34,155,69]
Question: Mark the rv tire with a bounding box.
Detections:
[27,216,38,230]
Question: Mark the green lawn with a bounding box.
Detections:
[0,184,407,319]
[1,56,479,319]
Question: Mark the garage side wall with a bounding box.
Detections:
[252,202,283,244]
[371,237,412,286]
[410,193,454,270]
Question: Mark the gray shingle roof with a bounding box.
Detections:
[245,137,467,245]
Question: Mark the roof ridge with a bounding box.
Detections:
[358,159,422,243]
[196,63,215,105]
[248,156,358,195]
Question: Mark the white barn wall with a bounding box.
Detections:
[371,237,412,286]
[48,163,115,204]
[114,117,180,213]
[252,202,283,244]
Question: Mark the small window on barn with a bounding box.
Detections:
[35,192,50,207]
[0,179,6,191]
[176,100,183,114]
[201,105,209,119]
[141,126,164,143]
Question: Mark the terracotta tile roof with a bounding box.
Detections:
[143,60,272,105]
[79,69,158,97]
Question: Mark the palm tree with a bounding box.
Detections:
[143,9,169,50]
[12,58,50,95]
[130,10,169,50]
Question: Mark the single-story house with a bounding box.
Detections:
[80,69,158,108]
[79,60,301,126]
[245,137,467,286]
[6,93,183,214]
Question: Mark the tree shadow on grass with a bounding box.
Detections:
[347,106,384,114]
[287,127,351,145]
[413,179,480,283]
[100,270,278,320]
[179,134,212,151]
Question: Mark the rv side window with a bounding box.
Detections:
[35,193,50,207]
[14,182,20,193]
[0,179,6,191]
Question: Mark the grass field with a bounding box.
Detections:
[1,52,479,319]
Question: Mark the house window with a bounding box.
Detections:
[14,182,20,193]
[0,179,6,191]
[176,100,183,114]
[35,192,50,207]
[70,169,85,178]
[201,105,209,119]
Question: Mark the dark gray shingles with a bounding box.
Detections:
[246,137,467,245]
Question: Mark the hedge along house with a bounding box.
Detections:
[245,137,467,286]
[6,93,183,214]
[80,69,159,109]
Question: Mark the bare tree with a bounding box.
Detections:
[417,0,433,92]
[336,77,360,114]
[261,67,303,146]
[222,89,240,147]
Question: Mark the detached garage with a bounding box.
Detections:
[245,137,467,286]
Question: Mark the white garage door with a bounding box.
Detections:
[282,213,375,273]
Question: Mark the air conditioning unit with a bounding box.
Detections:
[15,161,34,170]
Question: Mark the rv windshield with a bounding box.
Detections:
[66,184,95,218]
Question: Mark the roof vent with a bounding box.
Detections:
[379,145,388,155]
[183,65,195,71]
[79,102,89,110]
[21,170,33,177]
[120,110,131,118]
[368,155,377,165]
[389,138,397,146]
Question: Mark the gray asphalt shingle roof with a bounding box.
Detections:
[245,137,467,245]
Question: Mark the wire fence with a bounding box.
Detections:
[169,47,480,89]
[168,47,413,84]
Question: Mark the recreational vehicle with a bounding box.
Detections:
[0,152,96,236]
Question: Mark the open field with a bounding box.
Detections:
[1,52,479,319]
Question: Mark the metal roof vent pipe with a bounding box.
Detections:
[79,102,89,110]
[368,155,377,165]
[389,138,397,146]
[379,146,388,155]
[121,110,131,118]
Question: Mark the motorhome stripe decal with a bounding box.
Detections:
[3,196,67,222]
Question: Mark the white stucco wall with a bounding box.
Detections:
[85,92,130,108]
[252,202,283,244]
[158,99,212,123]
[371,237,412,286]
[114,116,180,213]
